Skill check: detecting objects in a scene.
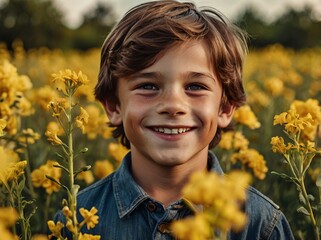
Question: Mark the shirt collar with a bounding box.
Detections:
[113,151,223,218]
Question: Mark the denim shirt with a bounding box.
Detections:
[55,152,294,240]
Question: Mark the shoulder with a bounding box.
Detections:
[233,186,294,240]
[77,172,115,206]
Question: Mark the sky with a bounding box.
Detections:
[50,0,321,28]
[1,0,320,28]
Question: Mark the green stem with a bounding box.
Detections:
[67,90,78,239]
[299,177,320,240]
[24,141,37,199]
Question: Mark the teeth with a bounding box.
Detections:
[153,127,190,135]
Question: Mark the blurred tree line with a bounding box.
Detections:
[0,0,320,50]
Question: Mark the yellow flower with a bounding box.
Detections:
[46,121,64,136]
[271,136,288,154]
[290,98,321,140]
[75,107,89,133]
[0,207,19,227]
[0,222,19,240]
[31,85,60,110]
[93,160,114,179]
[219,131,249,150]
[171,213,212,240]
[0,146,20,185]
[274,109,314,137]
[52,69,89,93]
[79,207,99,230]
[264,77,284,96]
[76,170,94,185]
[31,234,49,240]
[31,160,62,194]
[78,233,101,240]
[47,220,64,239]
[6,160,28,182]
[231,149,268,180]
[108,142,129,163]
[0,118,6,136]
[176,170,250,237]
[233,105,261,129]
[47,98,67,117]
[82,105,112,139]
[45,130,63,145]
[18,128,41,145]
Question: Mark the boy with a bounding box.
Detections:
[55,1,294,239]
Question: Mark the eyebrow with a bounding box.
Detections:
[129,71,216,82]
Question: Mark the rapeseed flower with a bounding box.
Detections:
[47,98,67,118]
[290,99,321,141]
[79,207,99,230]
[47,220,64,239]
[233,105,261,129]
[75,107,89,133]
[219,131,249,150]
[78,233,101,240]
[173,171,250,238]
[0,118,6,136]
[171,213,212,240]
[76,170,94,185]
[45,129,63,145]
[18,128,41,145]
[273,109,314,137]
[0,207,19,240]
[52,69,89,94]
[93,160,114,179]
[108,142,129,163]
[231,149,268,180]
[264,77,284,96]
[31,85,60,110]
[31,160,62,194]
[0,146,26,185]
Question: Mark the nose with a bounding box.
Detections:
[156,88,187,116]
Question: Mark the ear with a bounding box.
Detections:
[103,99,122,125]
[217,102,235,128]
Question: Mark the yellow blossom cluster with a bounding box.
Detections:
[51,69,89,95]
[233,105,261,129]
[75,107,89,133]
[290,99,321,141]
[108,142,129,163]
[0,59,34,135]
[31,160,62,194]
[231,149,268,180]
[172,171,251,239]
[81,105,113,140]
[0,207,19,240]
[0,118,6,136]
[48,206,100,239]
[93,160,114,179]
[219,131,249,151]
[0,146,27,185]
[273,99,321,141]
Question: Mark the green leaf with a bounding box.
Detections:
[308,194,315,202]
[299,191,306,205]
[297,206,310,216]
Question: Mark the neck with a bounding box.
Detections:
[130,151,208,207]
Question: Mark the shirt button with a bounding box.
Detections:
[147,202,157,212]
[158,222,171,234]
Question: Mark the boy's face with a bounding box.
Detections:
[105,41,234,168]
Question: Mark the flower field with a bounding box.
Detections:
[0,40,321,239]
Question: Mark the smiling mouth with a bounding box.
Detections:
[152,127,191,135]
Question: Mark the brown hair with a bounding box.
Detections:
[95,0,247,148]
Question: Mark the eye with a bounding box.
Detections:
[186,83,207,91]
[137,83,158,90]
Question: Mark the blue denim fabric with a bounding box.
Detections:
[55,151,294,240]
